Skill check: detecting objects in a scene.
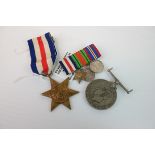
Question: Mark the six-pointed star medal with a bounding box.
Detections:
[42,76,79,111]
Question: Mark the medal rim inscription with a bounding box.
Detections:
[85,79,117,110]
[89,60,104,73]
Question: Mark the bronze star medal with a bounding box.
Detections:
[73,66,95,83]
[42,76,79,111]
[73,70,87,83]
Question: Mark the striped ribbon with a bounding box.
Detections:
[28,32,57,75]
[59,44,101,75]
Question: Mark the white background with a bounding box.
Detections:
[0,26,155,129]
[1,0,155,154]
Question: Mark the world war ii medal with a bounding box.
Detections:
[27,32,79,111]
[42,76,79,111]
[73,66,95,83]
[59,44,102,75]
[89,60,104,73]
[85,68,133,110]
[86,79,117,109]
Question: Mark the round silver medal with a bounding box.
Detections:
[89,60,104,73]
[85,79,117,110]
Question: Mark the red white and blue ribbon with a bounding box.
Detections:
[28,32,57,75]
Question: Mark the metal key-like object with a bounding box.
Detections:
[107,68,133,94]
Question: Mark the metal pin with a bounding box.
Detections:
[107,68,133,94]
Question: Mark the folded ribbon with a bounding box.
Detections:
[28,32,57,75]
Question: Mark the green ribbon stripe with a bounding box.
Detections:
[71,55,81,68]
[80,50,90,63]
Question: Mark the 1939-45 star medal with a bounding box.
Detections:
[73,69,87,83]
[27,32,79,112]
[42,76,79,111]
[73,66,95,83]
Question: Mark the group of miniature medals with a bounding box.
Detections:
[27,32,133,111]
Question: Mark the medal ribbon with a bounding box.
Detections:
[28,32,57,75]
[59,44,102,75]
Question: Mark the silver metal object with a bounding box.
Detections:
[86,79,117,110]
[89,60,104,73]
[107,68,133,94]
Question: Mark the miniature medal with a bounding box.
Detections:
[90,60,104,73]
[59,44,102,75]
[42,76,79,111]
[84,66,95,82]
[73,66,95,83]
[74,70,87,83]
